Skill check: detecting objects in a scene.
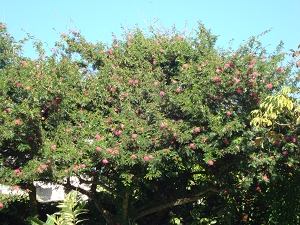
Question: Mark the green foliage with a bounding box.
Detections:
[251,87,297,127]
[0,191,63,224]
[0,192,31,224]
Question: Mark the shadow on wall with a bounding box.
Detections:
[34,181,65,202]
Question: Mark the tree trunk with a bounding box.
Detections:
[28,183,38,217]
[122,190,130,221]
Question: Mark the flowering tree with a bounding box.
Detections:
[0,21,298,224]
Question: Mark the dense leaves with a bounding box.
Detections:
[0,21,299,224]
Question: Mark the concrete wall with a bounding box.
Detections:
[0,176,90,202]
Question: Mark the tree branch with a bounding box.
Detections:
[132,187,219,221]
[219,162,235,176]
[89,194,115,225]
[77,176,119,197]
[274,121,292,127]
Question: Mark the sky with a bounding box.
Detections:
[0,0,299,58]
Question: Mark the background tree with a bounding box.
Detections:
[251,84,300,223]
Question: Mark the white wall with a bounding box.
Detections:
[0,176,90,202]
